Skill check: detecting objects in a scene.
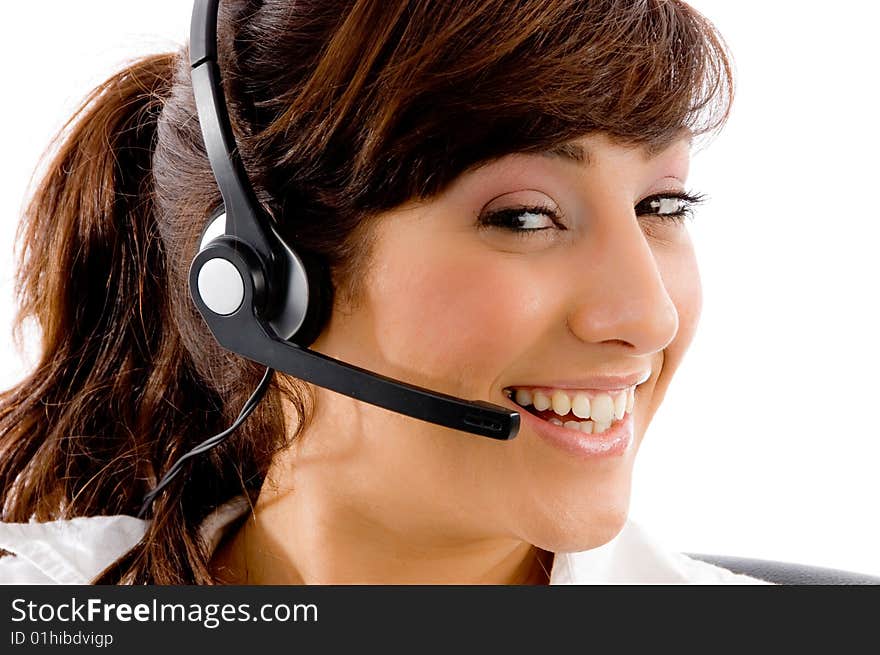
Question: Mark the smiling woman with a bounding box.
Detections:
[304,132,709,576]
[0,0,755,585]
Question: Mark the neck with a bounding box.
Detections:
[210,482,554,585]
[211,396,553,584]
[209,387,555,585]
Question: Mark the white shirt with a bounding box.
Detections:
[0,496,771,585]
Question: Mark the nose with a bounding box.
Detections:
[566,205,679,353]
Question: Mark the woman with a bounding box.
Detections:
[0,0,766,584]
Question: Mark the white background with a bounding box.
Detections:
[1,3,877,577]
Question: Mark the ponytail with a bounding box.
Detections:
[0,52,263,584]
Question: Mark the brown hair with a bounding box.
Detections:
[0,0,733,584]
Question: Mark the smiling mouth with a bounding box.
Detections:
[504,385,637,434]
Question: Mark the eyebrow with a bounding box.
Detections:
[540,142,591,166]
[539,130,693,167]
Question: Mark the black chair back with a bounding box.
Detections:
[685,553,880,585]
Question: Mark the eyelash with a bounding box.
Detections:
[636,190,706,223]
[477,191,707,236]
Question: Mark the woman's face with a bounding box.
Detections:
[306,131,699,553]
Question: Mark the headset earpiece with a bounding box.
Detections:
[193,232,266,319]
[195,207,333,347]
[283,244,334,348]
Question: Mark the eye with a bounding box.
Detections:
[634,190,706,223]
[476,203,564,236]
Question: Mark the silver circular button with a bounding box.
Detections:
[197,257,245,315]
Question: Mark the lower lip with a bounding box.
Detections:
[506,399,634,460]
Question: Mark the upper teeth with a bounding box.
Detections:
[511,386,636,424]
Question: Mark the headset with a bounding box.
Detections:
[137,0,520,519]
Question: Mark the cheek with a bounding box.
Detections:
[368,247,552,391]
[660,237,702,376]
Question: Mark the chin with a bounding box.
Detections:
[517,493,631,554]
